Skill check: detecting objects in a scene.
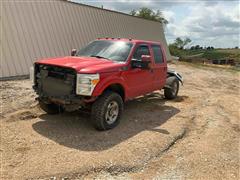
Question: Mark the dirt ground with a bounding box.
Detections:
[1,62,239,179]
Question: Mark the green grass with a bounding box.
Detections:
[181,49,205,56]
[217,49,240,54]
[201,50,229,60]
[170,47,240,62]
[178,61,240,74]
[169,48,204,58]
[202,49,240,62]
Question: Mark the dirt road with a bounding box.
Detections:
[1,62,239,179]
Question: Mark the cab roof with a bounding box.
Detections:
[97,38,161,45]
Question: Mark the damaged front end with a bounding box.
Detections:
[32,64,91,112]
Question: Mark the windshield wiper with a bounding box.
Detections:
[90,55,110,60]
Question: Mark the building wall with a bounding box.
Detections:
[1,0,171,78]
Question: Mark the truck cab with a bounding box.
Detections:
[122,41,167,98]
[32,38,182,130]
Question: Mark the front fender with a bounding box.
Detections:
[92,73,128,98]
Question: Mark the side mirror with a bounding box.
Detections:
[141,55,151,69]
[141,55,151,63]
[71,49,77,56]
[131,55,151,69]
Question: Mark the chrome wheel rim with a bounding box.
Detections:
[105,101,119,125]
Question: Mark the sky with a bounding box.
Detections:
[72,0,240,48]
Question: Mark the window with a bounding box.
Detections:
[77,40,133,62]
[132,45,150,60]
[152,45,163,63]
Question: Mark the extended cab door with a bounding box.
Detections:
[123,44,155,98]
[151,44,167,90]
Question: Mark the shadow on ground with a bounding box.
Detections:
[32,93,181,151]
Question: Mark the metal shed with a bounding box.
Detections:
[0,0,171,79]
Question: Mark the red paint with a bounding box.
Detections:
[37,56,125,74]
[36,39,167,101]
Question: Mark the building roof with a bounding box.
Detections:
[64,0,163,24]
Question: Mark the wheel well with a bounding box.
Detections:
[103,83,125,100]
[167,72,174,78]
[167,72,183,85]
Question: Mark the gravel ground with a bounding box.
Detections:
[1,62,239,179]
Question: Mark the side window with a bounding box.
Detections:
[152,45,164,64]
[132,45,150,60]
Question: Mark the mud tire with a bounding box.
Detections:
[91,91,123,131]
[164,76,179,99]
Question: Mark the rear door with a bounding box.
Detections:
[151,44,167,90]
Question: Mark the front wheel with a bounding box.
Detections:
[91,91,123,131]
[164,76,179,99]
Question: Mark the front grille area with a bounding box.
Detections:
[35,64,76,97]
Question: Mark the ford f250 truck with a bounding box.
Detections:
[31,38,183,130]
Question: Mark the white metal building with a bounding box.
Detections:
[0,0,171,79]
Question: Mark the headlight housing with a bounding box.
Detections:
[76,74,100,96]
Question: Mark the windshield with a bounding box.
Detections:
[77,40,133,62]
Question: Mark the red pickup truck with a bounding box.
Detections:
[31,38,183,130]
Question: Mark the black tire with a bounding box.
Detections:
[164,76,179,99]
[91,91,124,131]
[39,101,63,114]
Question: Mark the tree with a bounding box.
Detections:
[195,45,200,50]
[173,37,191,49]
[129,7,168,24]
[190,46,195,50]
[129,10,137,16]
[168,44,181,56]
[207,46,214,50]
[174,38,183,49]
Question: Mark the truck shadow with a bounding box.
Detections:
[32,92,180,151]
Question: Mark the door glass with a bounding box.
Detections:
[151,45,163,63]
[132,45,150,60]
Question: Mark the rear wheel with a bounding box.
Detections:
[164,76,179,99]
[91,91,123,130]
[39,101,63,114]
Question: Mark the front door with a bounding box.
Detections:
[123,44,155,98]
